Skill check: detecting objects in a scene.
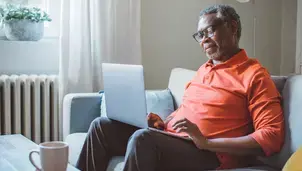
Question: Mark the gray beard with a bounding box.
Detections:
[207,50,222,61]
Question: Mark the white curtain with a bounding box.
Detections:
[59,0,141,139]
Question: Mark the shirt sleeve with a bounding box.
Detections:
[247,68,285,156]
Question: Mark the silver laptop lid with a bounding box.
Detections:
[102,63,148,128]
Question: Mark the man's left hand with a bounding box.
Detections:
[172,118,208,149]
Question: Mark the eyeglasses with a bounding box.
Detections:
[192,22,226,43]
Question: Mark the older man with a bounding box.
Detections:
[76,4,284,171]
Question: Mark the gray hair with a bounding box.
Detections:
[199,4,242,41]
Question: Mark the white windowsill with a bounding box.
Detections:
[0,36,59,42]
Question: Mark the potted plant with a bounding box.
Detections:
[0,4,51,41]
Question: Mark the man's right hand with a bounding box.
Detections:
[147,113,165,130]
[147,113,174,130]
[164,115,174,127]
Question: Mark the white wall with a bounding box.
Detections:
[142,0,297,89]
[280,0,297,75]
[296,0,302,74]
[222,0,282,75]
[0,39,59,75]
[0,0,61,76]
[141,0,215,89]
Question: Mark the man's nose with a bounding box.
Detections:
[200,37,210,48]
[201,35,210,44]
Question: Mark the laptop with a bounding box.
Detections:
[101,63,191,141]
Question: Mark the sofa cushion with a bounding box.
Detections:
[271,76,287,94]
[101,89,175,120]
[65,133,87,166]
[107,156,124,171]
[65,133,125,171]
[168,68,196,109]
[144,89,175,120]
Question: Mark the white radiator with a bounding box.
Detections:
[0,75,59,144]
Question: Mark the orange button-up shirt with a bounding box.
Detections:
[165,49,285,169]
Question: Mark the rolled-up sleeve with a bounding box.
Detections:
[247,69,285,156]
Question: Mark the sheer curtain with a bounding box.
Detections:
[59,0,141,139]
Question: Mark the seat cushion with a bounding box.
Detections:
[65,133,125,171]
[107,156,124,171]
[65,133,87,166]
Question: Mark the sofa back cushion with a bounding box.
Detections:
[271,76,287,94]
[168,68,196,109]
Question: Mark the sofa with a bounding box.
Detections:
[63,68,302,171]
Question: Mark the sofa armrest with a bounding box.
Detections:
[63,93,102,139]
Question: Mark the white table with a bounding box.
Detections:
[0,134,79,171]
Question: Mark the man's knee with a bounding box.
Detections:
[89,117,110,130]
[128,129,152,147]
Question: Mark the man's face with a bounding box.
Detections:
[197,13,236,61]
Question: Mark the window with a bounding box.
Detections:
[0,0,61,38]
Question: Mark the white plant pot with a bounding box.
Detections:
[4,19,44,41]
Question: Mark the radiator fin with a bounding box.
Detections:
[0,75,59,143]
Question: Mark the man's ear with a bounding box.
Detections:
[230,20,238,36]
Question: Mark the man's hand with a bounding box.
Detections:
[164,115,174,127]
[147,113,165,130]
[172,117,208,149]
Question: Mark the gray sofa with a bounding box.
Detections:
[63,68,302,171]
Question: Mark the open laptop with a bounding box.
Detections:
[101,63,191,141]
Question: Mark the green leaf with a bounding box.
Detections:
[0,3,51,22]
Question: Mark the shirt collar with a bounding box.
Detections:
[205,49,248,68]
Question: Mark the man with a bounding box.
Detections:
[76,4,285,171]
